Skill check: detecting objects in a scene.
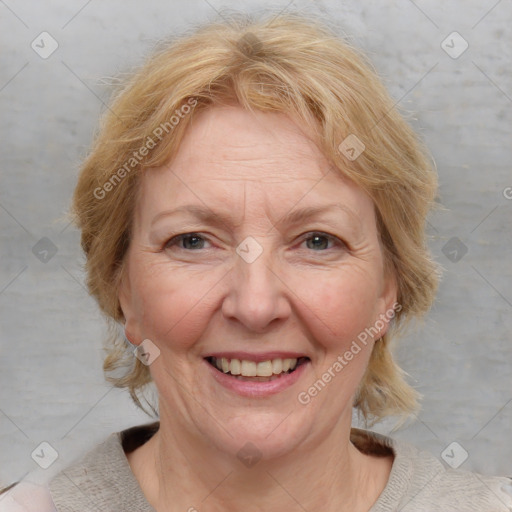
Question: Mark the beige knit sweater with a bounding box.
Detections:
[3,423,511,511]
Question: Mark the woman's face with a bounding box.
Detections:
[120,106,397,460]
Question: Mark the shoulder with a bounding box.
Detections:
[413,464,512,512]
[48,423,157,512]
[352,429,512,511]
[390,436,512,511]
[0,481,56,512]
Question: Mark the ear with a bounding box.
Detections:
[374,270,399,339]
[118,269,143,346]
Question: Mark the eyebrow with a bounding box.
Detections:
[150,203,359,230]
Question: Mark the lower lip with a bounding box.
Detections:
[204,359,310,398]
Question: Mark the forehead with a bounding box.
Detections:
[169,105,327,183]
[137,106,374,224]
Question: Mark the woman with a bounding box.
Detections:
[3,14,511,512]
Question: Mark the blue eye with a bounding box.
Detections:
[303,232,337,251]
[166,233,207,250]
[164,232,343,253]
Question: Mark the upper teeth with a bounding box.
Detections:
[213,357,298,377]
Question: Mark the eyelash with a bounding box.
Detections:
[163,231,346,252]
[164,233,210,251]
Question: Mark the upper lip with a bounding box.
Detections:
[203,351,310,362]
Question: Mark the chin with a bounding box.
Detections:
[211,412,310,463]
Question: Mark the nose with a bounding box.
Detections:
[221,245,291,333]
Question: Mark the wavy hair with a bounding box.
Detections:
[72,13,439,422]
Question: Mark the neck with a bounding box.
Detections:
[127,409,391,512]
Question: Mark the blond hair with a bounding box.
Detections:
[72,13,439,422]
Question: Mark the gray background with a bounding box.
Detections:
[1,0,511,490]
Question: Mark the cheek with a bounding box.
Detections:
[131,263,221,352]
[292,266,382,351]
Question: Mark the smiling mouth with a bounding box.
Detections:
[205,356,310,382]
